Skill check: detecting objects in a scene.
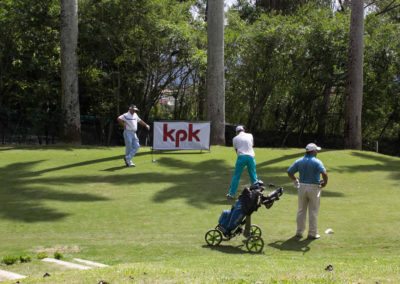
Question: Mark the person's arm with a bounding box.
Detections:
[139,120,150,130]
[320,171,328,188]
[317,160,328,188]
[287,172,297,182]
[287,161,300,188]
[288,172,300,188]
[232,137,238,153]
[117,116,126,129]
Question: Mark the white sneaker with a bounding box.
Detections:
[226,194,235,200]
[129,162,136,167]
[307,234,320,239]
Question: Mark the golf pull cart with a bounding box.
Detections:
[205,181,283,253]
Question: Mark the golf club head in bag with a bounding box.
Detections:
[262,187,283,209]
[249,180,265,191]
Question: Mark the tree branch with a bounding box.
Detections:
[376,3,400,15]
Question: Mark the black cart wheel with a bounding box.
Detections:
[250,224,262,237]
[205,229,223,246]
[246,236,264,253]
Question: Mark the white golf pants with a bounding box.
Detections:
[296,183,321,237]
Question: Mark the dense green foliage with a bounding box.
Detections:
[0,146,399,282]
[225,3,400,148]
[0,0,61,142]
[78,0,205,121]
[0,0,399,150]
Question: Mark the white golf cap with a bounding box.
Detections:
[236,125,244,132]
[129,104,139,111]
[305,143,321,152]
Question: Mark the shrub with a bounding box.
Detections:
[19,255,32,263]
[2,255,19,265]
[36,252,48,259]
[54,252,63,260]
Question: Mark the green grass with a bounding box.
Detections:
[0,145,399,283]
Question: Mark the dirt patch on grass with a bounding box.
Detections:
[33,245,81,254]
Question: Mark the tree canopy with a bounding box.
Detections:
[0,0,399,154]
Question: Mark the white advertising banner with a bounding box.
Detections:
[153,121,210,150]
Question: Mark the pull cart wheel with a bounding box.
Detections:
[205,229,223,246]
[250,224,262,237]
[245,236,264,253]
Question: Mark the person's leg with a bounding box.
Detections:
[296,184,308,236]
[246,156,258,184]
[123,130,133,161]
[228,156,246,196]
[129,133,140,160]
[308,186,321,237]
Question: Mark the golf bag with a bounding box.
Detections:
[218,199,245,236]
[218,181,283,236]
[205,181,284,253]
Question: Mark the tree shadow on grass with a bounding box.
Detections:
[0,149,348,223]
[149,156,345,207]
[0,153,232,222]
[0,160,109,223]
[35,152,146,175]
[150,157,232,207]
[268,236,314,254]
[257,152,304,169]
[0,156,227,223]
[334,151,400,181]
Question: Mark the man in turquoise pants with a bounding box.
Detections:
[226,125,258,199]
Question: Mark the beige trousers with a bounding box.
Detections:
[296,183,321,236]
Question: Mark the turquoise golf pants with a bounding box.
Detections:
[228,155,258,196]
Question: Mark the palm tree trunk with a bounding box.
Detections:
[60,0,81,144]
[344,0,364,149]
[206,0,225,145]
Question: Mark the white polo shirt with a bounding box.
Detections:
[118,112,141,131]
[233,132,255,157]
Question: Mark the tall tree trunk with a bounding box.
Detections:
[206,0,225,145]
[344,0,364,150]
[60,0,81,144]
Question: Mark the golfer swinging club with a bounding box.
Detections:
[226,125,259,199]
[117,104,150,167]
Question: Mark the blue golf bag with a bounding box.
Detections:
[205,181,283,253]
[217,181,283,237]
[218,199,245,236]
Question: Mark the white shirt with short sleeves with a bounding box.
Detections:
[233,132,255,157]
[118,112,141,132]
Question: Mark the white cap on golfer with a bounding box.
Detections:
[236,125,244,132]
[305,143,321,152]
[129,105,139,111]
